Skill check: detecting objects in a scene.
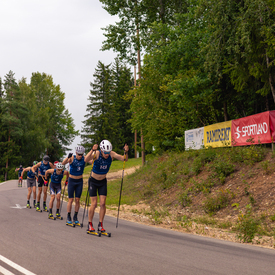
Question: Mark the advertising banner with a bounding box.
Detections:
[185,127,204,150]
[269,111,275,142]
[231,111,271,146]
[204,121,231,148]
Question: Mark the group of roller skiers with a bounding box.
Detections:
[17,140,129,235]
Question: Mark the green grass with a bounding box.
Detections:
[83,157,142,174]
[80,157,143,206]
[69,146,275,243]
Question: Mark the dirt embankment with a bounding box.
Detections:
[104,165,275,250]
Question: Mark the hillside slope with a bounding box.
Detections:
[105,146,275,249]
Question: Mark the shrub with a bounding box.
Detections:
[203,189,234,214]
[161,173,177,189]
[179,190,192,207]
[213,159,235,178]
[235,204,260,243]
[190,148,217,175]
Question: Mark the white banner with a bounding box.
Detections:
[185,127,204,150]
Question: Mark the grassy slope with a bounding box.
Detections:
[95,145,275,245]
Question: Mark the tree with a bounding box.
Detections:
[30,72,78,161]
[199,0,275,117]
[81,61,114,148]
[82,60,134,155]
[1,71,26,180]
[111,58,134,154]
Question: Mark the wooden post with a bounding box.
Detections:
[134,65,137,158]
[137,28,145,165]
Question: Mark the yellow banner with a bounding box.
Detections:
[204,121,232,148]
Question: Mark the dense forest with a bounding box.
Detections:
[0,71,77,181]
[94,0,275,152]
[2,0,275,180]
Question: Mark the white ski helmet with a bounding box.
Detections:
[56,162,64,170]
[75,146,85,154]
[100,140,112,153]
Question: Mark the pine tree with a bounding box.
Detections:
[82,61,114,148]
[82,60,133,154]
[1,71,26,180]
[111,58,134,154]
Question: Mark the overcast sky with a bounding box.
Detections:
[0,0,119,151]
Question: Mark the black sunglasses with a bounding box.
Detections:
[77,153,83,156]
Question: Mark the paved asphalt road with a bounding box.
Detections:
[0,180,275,275]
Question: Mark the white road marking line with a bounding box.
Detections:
[0,265,14,275]
[10,204,26,209]
[0,255,36,275]
[0,182,7,186]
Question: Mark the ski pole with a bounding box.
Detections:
[116,150,126,228]
[60,181,66,214]
[81,186,90,228]
[81,151,96,228]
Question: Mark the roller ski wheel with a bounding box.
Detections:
[66,221,75,227]
[43,207,49,212]
[36,207,42,212]
[100,231,111,237]
[48,214,56,220]
[26,204,31,209]
[98,223,110,237]
[56,214,63,220]
[87,230,101,237]
[74,221,81,227]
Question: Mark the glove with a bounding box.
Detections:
[20,176,23,180]
[44,181,48,185]
[68,153,73,158]
[65,180,68,186]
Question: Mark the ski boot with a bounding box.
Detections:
[33,201,36,208]
[66,215,75,227]
[43,204,49,212]
[36,203,42,212]
[98,222,111,237]
[73,214,81,227]
[26,203,31,209]
[48,213,56,220]
[87,222,101,237]
[56,213,63,220]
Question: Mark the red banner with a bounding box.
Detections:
[269,111,275,142]
[231,111,272,146]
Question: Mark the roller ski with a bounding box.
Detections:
[48,213,56,220]
[43,204,49,212]
[56,213,63,220]
[98,222,111,237]
[73,213,81,227]
[87,222,101,237]
[36,203,42,212]
[66,215,75,227]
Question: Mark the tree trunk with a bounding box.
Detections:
[266,54,275,104]
[5,135,10,181]
[268,72,275,104]
[137,28,145,165]
[134,65,137,158]
[266,95,269,111]
[223,101,228,121]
